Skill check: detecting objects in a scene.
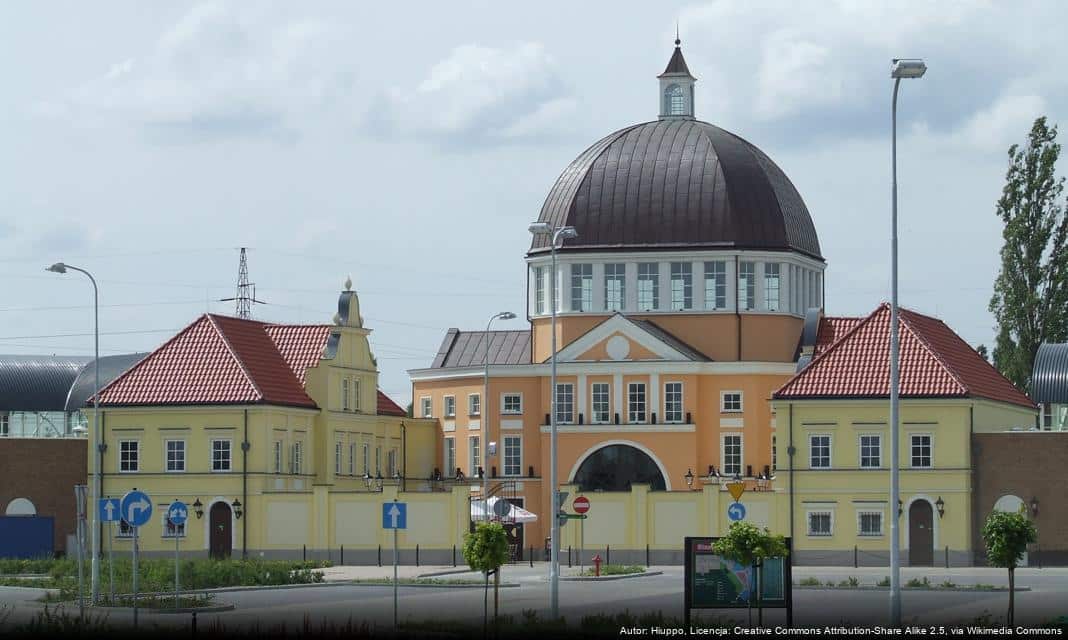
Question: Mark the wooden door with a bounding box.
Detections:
[209,502,232,560]
[909,500,934,566]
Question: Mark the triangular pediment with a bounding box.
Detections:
[552,314,708,363]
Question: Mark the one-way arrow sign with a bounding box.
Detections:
[99,497,121,522]
[382,502,407,530]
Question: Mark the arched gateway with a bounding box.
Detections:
[572,444,668,492]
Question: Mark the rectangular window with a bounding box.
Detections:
[503,436,521,476]
[704,261,727,310]
[0,414,8,436]
[628,382,646,423]
[116,520,134,538]
[738,261,756,311]
[211,439,232,472]
[468,394,480,416]
[555,383,574,424]
[723,435,743,476]
[860,435,881,469]
[375,446,381,475]
[387,449,397,477]
[670,262,693,310]
[469,436,481,476]
[637,263,659,311]
[421,397,432,418]
[571,263,593,311]
[444,438,456,477]
[721,391,743,413]
[764,263,780,311]
[119,440,139,473]
[910,435,932,468]
[349,443,355,476]
[292,441,303,475]
[604,263,625,311]
[502,393,522,415]
[273,441,282,474]
[162,515,186,538]
[165,440,185,473]
[858,511,883,537]
[772,435,777,472]
[807,511,833,536]
[535,267,546,314]
[664,382,683,423]
[335,442,343,475]
[591,383,610,424]
[444,396,456,418]
[342,378,350,411]
[810,435,831,469]
[353,379,361,411]
[362,443,370,475]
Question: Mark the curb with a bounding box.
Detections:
[346,581,520,589]
[560,571,662,582]
[417,569,479,578]
[794,585,1029,592]
[18,600,236,614]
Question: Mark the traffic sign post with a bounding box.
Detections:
[573,496,590,573]
[727,502,747,522]
[168,501,189,610]
[99,497,120,603]
[382,501,407,630]
[726,481,745,502]
[74,485,87,619]
[121,490,152,627]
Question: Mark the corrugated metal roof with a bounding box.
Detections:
[431,330,531,369]
[1032,343,1068,404]
[530,119,822,260]
[64,353,149,411]
[0,355,91,411]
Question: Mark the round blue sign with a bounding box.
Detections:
[727,501,747,522]
[167,500,189,526]
[120,490,153,527]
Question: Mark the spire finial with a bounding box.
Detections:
[675,22,681,47]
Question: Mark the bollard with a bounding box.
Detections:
[606,545,610,566]
[945,546,949,569]
[452,545,456,567]
[646,544,650,568]
[302,544,306,562]
[416,544,420,567]
[854,545,858,568]
[378,545,382,567]
[192,610,197,636]
[529,546,533,568]
[593,554,603,577]
[568,546,572,568]
[341,545,344,566]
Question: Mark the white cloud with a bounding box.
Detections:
[954,94,1048,152]
[366,42,576,148]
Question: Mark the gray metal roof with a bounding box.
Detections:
[1032,343,1068,404]
[431,330,531,369]
[64,353,149,411]
[0,355,91,411]
[530,119,822,260]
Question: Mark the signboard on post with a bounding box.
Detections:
[726,482,745,502]
[382,501,407,630]
[684,536,792,627]
[727,502,746,521]
[168,500,188,609]
[572,496,590,514]
[99,497,119,602]
[121,490,152,627]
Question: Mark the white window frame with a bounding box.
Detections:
[292,441,303,475]
[704,261,727,310]
[164,439,186,473]
[764,263,781,311]
[387,449,397,477]
[375,446,381,475]
[118,440,139,473]
[571,263,593,312]
[859,434,882,469]
[335,441,343,475]
[468,393,481,417]
[161,513,186,538]
[273,440,282,474]
[809,434,832,469]
[669,262,693,311]
[503,435,522,477]
[604,263,625,312]
[738,261,756,311]
[664,381,683,423]
[420,396,432,418]
[211,438,232,473]
[444,437,456,477]
[443,395,456,418]
[469,436,481,477]
[362,443,370,475]
[342,378,350,411]
[353,379,361,411]
[857,510,884,537]
[116,520,134,538]
[807,510,834,537]
[535,266,546,315]
[910,434,933,469]
[637,263,659,311]
[591,383,610,424]
[502,393,523,415]
[722,434,743,477]
[555,383,574,425]
[721,391,743,413]
[627,382,647,424]
[348,442,356,476]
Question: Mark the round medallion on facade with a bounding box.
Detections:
[606,335,630,360]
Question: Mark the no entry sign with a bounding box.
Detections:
[573,496,591,514]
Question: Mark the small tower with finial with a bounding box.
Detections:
[658,26,697,120]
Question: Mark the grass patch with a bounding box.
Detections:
[351,577,486,586]
[838,576,860,587]
[940,579,957,588]
[799,576,821,586]
[877,575,891,587]
[578,564,646,577]
[103,593,217,609]
[906,576,931,588]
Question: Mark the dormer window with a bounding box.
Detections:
[665,84,684,116]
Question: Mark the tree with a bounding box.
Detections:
[976,344,989,363]
[989,116,1068,390]
[405,402,414,418]
[462,522,510,635]
[981,509,1037,626]
[712,521,789,627]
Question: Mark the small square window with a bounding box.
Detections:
[721,392,743,413]
[444,396,456,418]
[807,511,832,536]
[858,511,883,537]
[211,439,232,472]
[502,394,522,415]
[910,435,932,468]
[810,435,831,469]
[468,394,480,416]
[165,440,185,473]
[119,440,139,473]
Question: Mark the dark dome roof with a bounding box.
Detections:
[530,119,822,259]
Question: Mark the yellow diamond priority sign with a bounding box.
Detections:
[726,481,745,502]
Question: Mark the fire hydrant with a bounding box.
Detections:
[592,554,603,577]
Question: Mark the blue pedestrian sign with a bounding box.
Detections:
[99,497,121,522]
[727,502,747,522]
[120,490,153,527]
[167,501,188,526]
[382,502,407,530]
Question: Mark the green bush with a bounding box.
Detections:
[838,576,860,588]
[877,576,891,587]
[906,576,931,588]
[580,564,645,576]
[940,580,957,588]
[799,576,820,586]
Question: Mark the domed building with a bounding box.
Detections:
[409,40,825,557]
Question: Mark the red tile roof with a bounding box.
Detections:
[376,392,406,417]
[815,316,863,356]
[264,324,331,385]
[775,304,1035,408]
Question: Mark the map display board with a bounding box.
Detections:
[684,537,793,625]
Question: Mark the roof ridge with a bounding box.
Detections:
[897,308,969,396]
[775,306,884,397]
[97,315,209,401]
[206,314,266,402]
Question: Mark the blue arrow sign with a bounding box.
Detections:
[120,490,153,527]
[167,500,188,526]
[727,502,747,522]
[99,498,121,523]
[382,502,407,530]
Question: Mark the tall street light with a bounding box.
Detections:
[889,57,926,627]
[46,262,101,604]
[528,220,577,621]
[482,310,516,519]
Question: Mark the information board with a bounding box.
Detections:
[684,536,793,626]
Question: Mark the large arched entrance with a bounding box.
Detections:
[572,444,667,491]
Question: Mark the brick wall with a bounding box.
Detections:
[0,438,87,554]
[972,432,1068,566]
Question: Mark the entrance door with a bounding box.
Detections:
[209,502,232,560]
[909,500,934,566]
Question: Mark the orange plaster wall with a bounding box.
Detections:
[576,333,661,361]
[531,315,608,363]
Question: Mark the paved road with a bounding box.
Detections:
[2,566,1065,633]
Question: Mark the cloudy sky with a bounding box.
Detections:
[2,1,1066,404]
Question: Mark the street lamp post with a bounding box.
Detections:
[46,262,101,604]
[528,221,577,621]
[482,311,516,519]
[889,57,926,627]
